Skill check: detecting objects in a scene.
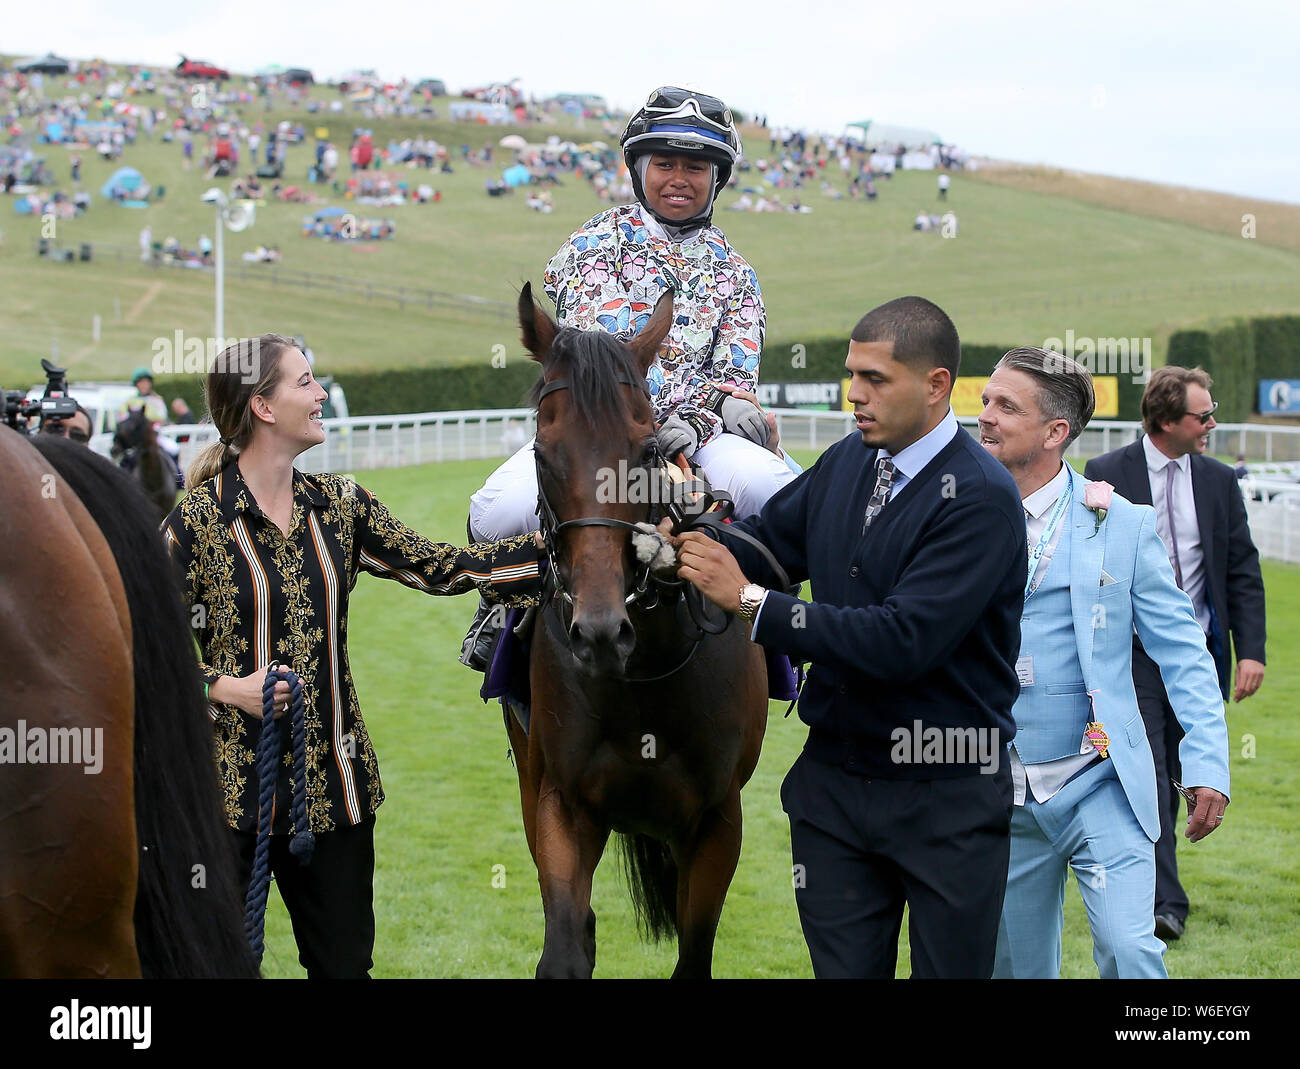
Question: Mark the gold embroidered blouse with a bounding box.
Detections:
[162,461,542,834]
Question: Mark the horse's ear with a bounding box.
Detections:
[518,282,557,363]
[627,290,674,376]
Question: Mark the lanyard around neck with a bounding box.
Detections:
[1025,466,1073,600]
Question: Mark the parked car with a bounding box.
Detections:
[551,92,609,115]
[16,53,71,75]
[414,78,447,96]
[337,69,382,93]
[177,56,230,80]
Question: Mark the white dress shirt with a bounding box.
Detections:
[877,407,960,501]
[750,408,959,637]
[1010,461,1099,806]
[1143,435,1210,632]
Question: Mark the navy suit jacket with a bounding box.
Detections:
[1084,438,1266,697]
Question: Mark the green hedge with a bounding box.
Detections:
[151,362,541,420]
[155,315,1298,424]
[1251,316,1300,381]
[1167,314,1300,422]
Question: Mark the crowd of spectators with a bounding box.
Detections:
[3,57,978,251]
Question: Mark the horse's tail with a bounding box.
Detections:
[34,438,257,978]
[618,833,678,942]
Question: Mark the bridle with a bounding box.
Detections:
[533,372,688,613]
[532,373,793,683]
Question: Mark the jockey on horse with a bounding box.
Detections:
[462,86,797,668]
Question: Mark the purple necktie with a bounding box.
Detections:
[1164,464,1184,589]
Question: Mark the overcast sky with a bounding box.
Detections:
[9,0,1297,203]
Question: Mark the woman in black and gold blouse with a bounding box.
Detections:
[162,333,542,978]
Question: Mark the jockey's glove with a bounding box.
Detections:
[720,395,771,446]
[656,413,699,461]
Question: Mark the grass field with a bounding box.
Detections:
[970,162,1300,254]
[3,96,1300,385]
[252,451,1300,979]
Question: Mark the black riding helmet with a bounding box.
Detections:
[622,87,741,230]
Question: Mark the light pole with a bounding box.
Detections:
[200,187,254,347]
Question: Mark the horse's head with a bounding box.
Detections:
[111,407,153,462]
[521,281,673,676]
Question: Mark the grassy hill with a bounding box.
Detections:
[3,85,1299,389]
[969,161,1300,254]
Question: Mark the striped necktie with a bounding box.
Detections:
[863,456,897,533]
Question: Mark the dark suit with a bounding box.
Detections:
[1085,438,1265,922]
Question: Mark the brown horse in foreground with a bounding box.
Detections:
[507,284,767,978]
[0,427,254,977]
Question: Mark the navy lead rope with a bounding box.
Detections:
[243,665,316,963]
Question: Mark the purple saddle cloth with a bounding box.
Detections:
[482,608,800,715]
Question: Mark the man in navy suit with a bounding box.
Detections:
[1086,366,1265,943]
[673,296,1027,978]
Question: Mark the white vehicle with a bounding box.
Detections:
[27,381,173,459]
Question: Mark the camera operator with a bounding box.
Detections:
[3,359,82,437]
[41,403,94,445]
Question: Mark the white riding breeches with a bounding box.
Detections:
[468,432,798,542]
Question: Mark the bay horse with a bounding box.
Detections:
[0,427,255,977]
[508,283,768,978]
[112,406,181,524]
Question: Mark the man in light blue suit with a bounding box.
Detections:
[977,348,1230,979]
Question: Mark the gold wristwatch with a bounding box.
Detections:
[737,583,768,623]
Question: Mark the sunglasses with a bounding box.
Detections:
[642,87,734,136]
[42,421,90,443]
[1185,401,1219,425]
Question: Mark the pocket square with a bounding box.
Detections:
[1100,570,1118,587]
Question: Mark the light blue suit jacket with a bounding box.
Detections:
[1026,474,1230,841]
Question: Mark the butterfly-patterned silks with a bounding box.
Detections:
[543,204,766,450]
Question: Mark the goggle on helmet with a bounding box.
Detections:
[622,87,741,194]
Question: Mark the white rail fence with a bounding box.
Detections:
[158,410,1300,564]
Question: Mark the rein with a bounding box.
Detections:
[243,665,315,963]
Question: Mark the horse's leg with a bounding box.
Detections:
[671,787,744,979]
[506,711,539,864]
[533,781,607,979]
[509,711,601,972]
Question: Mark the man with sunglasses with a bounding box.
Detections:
[462,86,794,668]
[1086,365,1265,945]
[42,404,93,445]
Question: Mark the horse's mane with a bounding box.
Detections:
[528,327,646,437]
[32,437,257,978]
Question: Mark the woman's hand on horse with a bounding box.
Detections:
[675,531,747,613]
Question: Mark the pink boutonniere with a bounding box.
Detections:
[1083,480,1114,535]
